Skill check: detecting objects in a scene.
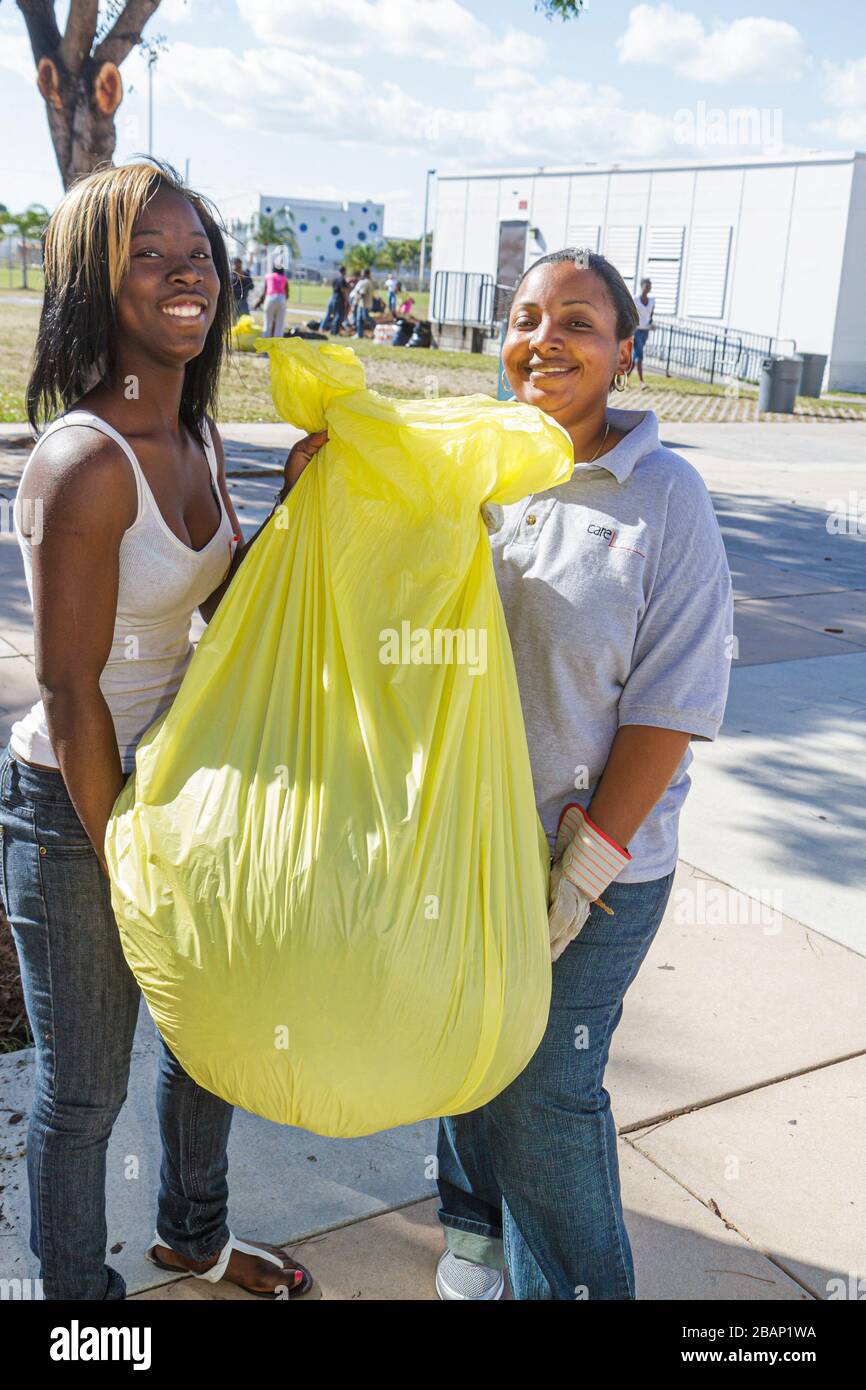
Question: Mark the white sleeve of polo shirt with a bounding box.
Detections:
[618,572,733,740]
[618,457,734,740]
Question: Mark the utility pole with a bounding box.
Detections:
[147,51,157,156]
[419,168,436,288]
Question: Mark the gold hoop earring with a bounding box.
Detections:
[614,371,629,392]
[501,368,510,391]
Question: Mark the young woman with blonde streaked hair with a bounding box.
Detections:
[0,159,324,1300]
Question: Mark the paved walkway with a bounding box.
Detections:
[1,419,864,1300]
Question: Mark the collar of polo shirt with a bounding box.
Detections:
[571,408,658,485]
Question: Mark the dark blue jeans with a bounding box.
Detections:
[0,746,234,1300]
[437,871,675,1300]
[320,292,343,335]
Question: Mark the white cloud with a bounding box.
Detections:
[617,2,704,68]
[810,112,866,143]
[160,0,198,23]
[617,4,810,84]
[811,55,866,145]
[234,0,548,70]
[475,66,536,92]
[0,13,34,82]
[821,55,866,110]
[157,40,788,169]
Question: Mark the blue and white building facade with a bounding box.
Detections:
[257,195,386,276]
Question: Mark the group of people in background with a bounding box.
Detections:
[231,257,655,365]
[320,264,414,338]
[229,257,416,343]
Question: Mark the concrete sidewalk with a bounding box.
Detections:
[1,419,864,1300]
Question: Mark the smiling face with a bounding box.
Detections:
[502,260,634,432]
[115,185,221,365]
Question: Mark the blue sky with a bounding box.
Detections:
[1,0,864,235]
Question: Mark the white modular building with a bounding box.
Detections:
[431,152,866,390]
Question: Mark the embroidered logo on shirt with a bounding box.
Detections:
[587,522,646,558]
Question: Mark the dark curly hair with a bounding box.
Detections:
[510,248,640,340]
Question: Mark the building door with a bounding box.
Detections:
[495,220,528,320]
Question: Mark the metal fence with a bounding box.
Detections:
[430,271,798,383]
[431,271,496,326]
[645,317,797,385]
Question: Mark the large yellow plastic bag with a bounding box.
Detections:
[106,339,573,1138]
[230,312,261,351]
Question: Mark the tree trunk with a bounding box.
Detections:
[39,63,121,188]
[66,63,124,184]
[17,0,160,189]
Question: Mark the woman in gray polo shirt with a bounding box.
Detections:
[435,249,733,1300]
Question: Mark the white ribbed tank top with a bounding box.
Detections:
[10,410,237,773]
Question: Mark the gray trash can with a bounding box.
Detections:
[758,355,803,413]
[797,352,827,398]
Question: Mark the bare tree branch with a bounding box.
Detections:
[92,0,161,66]
[16,0,62,65]
[59,0,99,74]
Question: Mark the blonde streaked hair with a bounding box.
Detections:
[44,160,203,300]
[28,158,233,439]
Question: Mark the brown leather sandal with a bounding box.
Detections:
[145,1230,313,1298]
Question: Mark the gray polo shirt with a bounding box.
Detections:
[492,405,733,883]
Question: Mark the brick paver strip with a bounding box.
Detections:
[617,388,866,422]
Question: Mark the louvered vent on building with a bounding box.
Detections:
[685,225,733,319]
[646,226,685,314]
[605,226,642,289]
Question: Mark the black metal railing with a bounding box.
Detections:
[431,273,795,383]
[645,317,797,385]
[431,271,496,327]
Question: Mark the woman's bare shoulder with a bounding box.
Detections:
[20,423,138,534]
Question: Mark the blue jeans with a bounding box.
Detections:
[0,746,234,1300]
[437,870,675,1300]
[388,291,397,313]
[354,304,369,337]
[632,327,649,364]
[320,292,343,335]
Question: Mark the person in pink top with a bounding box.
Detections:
[254,262,288,338]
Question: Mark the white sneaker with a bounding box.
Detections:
[435,1249,505,1300]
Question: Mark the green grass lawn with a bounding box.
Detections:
[277,279,429,320]
[0,272,427,312]
[642,371,758,398]
[0,296,491,422]
[220,336,497,420]
[3,293,864,424]
[0,301,36,422]
[0,268,44,291]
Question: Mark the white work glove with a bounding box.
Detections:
[548,803,631,962]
